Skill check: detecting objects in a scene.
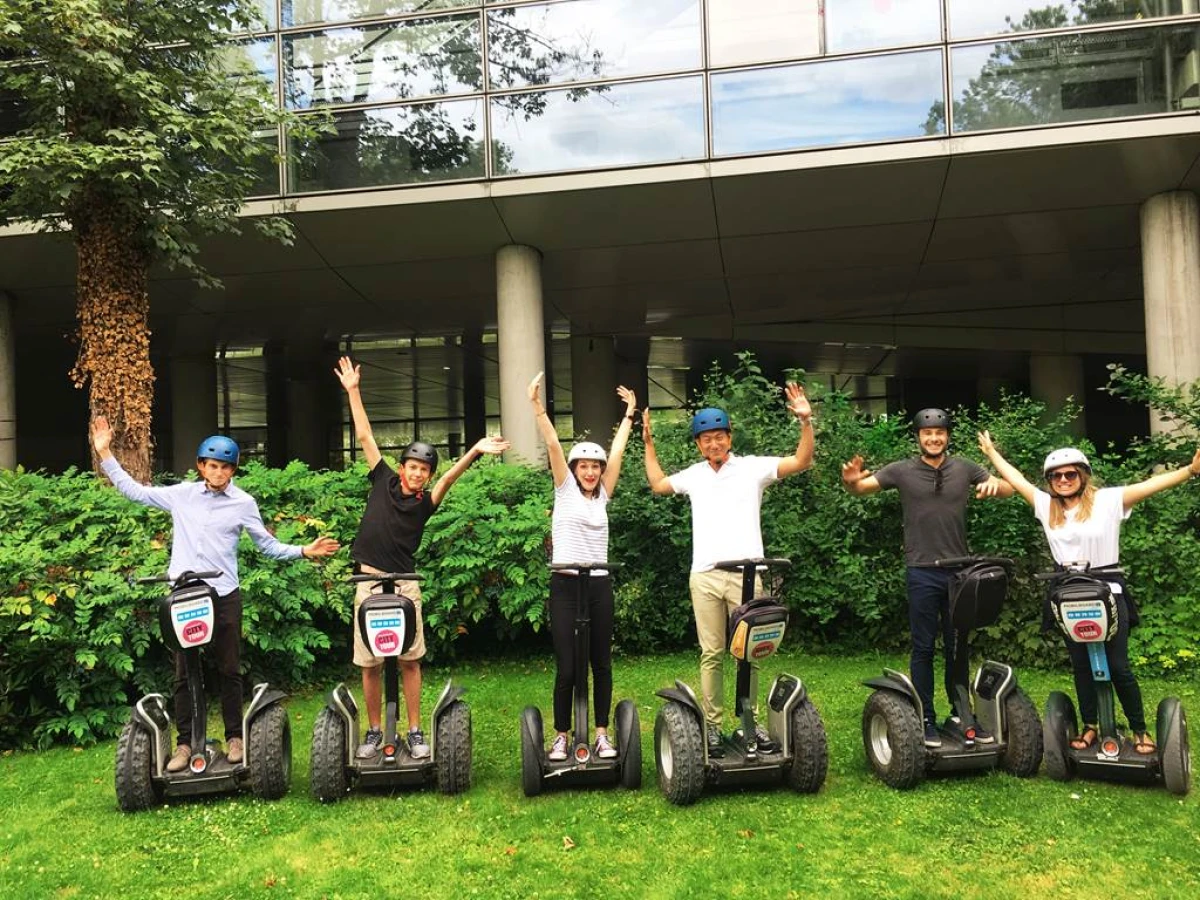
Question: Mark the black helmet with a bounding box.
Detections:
[400,441,438,472]
[912,408,951,432]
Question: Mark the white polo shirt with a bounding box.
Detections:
[669,453,781,572]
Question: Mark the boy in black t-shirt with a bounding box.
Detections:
[336,356,509,759]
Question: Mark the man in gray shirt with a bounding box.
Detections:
[841,408,1012,747]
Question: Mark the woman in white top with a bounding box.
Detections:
[528,372,637,762]
[978,431,1200,755]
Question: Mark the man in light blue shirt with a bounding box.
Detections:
[92,416,339,771]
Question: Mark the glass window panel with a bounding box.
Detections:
[287,98,485,191]
[712,50,945,156]
[218,36,278,98]
[0,86,29,138]
[708,0,822,68]
[284,15,482,110]
[489,76,704,175]
[487,0,700,90]
[283,0,479,28]
[947,0,1189,40]
[949,23,1200,134]
[824,0,942,53]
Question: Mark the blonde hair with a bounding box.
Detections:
[1047,471,1097,529]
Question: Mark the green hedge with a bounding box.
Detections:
[3,355,1199,749]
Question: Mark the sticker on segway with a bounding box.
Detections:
[1059,599,1109,644]
[171,598,214,647]
[364,607,407,657]
[734,622,785,661]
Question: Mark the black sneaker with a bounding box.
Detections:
[753,724,779,754]
[355,728,383,760]
[924,722,943,748]
[707,725,725,758]
[407,728,430,760]
[949,716,995,744]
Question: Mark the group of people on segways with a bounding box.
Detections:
[96,351,1191,810]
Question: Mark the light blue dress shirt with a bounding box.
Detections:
[101,457,303,596]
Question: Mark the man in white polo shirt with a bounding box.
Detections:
[643,383,813,756]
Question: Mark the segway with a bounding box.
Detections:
[1040,563,1190,795]
[520,562,641,796]
[115,571,291,812]
[310,572,471,802]
[654,558,828,806]
[862,556,1042,789]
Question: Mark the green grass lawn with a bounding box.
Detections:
[1,649,1197,899]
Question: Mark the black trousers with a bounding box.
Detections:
[173,589,243,746]
[549,573,614,734]
[1063,593,1146,733]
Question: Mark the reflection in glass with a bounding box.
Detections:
[712,50,944,156]
[489,76,704,175]
[248,129,283,197]
[218,36,278,97]
[284,16,481,109]
[824,0,941,53]
[287,99,485,191]
[283,0,478,28]
[0,86,29,138]
[707,0,822,68]
[947,0,1188,40]
[487,0,700,90]
[946,23,1200,133]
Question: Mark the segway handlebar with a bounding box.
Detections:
[134,570,223,586]
[1034,562,1125,581]
[713,557,791,572]
[348,572,422,584]
[934,555,1014,570]
[549,562,622,573]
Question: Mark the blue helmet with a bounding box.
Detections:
[196,435,240,466]
[691,407,731,437]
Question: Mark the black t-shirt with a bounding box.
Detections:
[350,459,437,574]
[873,456,989,566]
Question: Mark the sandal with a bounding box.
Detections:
[1134,732,1157,755]
[1070,726,1098,750]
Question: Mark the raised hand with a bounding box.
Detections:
[785,382,811,421]
[641,408,654,444]
[473,436,511,456]
[841,454,871,486]
[617,385,636,416]
[528,371,543,405]
[304,536,340,559]
[334,356,360,392]
[91,416,114,455]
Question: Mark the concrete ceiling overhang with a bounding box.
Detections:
[3,116,1199,370]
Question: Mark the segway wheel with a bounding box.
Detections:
[310,706,350,803]
[654,701,705,806]
[786,699,828,794]
[615,699,642,790]
[435,700,472,795]
[998,688,1043,778]
[115,719,163,812]
[862,690,924,790]
[247,704,292,800]
[520,706,545,798]
[1157,697,1190,796]
[1043,691,1077,782]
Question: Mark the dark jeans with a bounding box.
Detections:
[549,572,614,734]
[906,566,958,726]
[173,589,243,747]
[1063,593,1146,733]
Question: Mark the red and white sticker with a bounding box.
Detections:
[373,629,399,655]
[182,620,210,645]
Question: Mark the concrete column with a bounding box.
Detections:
[0,292,15,469]
[462,326,487,445]
[615,336,650,414]
[497,245,545,465]
[1141,191,1200,434]
[287,336,339,469]
[1029,353,1086,437]
[170,350,218,475]
[570,333,619,441]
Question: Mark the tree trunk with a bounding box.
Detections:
[72,211,154,483]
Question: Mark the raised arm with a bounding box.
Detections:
[334,356,381,471]
[977,431,1035,506]
[430,435,511,507]
[528,371,568,487]
[1120,446,1200,510]
[601,386,637,496]
[776,382,814,478]
[841,455,882,496]
[92,415,174,509]
[642,409,674,495]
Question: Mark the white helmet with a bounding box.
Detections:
[1043,447,1091,476]
[567,442,607,465]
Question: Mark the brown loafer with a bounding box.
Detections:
[226,737,244,764]
[166,744,191,772]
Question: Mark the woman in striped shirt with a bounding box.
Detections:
[528,371,637,762]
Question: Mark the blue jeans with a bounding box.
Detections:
[906,567,956,726]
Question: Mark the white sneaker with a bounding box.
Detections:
[595,733,618,759]
[548,733,569,761]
